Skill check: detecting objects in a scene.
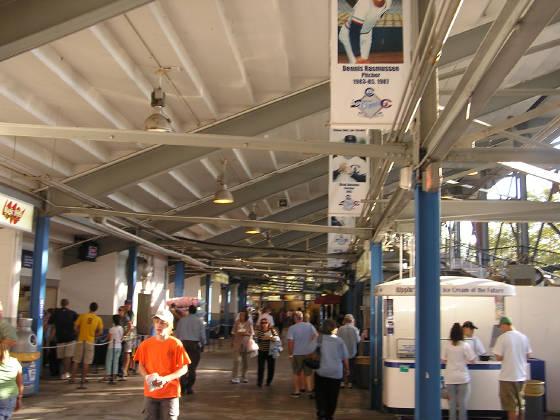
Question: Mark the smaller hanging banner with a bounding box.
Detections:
[328,128,369,217]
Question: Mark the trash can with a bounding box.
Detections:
[10,318,40,396]
[355,356,370,389]
[525,379,545,420]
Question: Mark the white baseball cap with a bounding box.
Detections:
[152,309,174,325]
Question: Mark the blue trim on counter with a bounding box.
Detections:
[384,361,501,370]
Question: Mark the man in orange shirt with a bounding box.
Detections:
[134,309,190,420]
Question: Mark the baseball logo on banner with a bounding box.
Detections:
[331,0,410,127]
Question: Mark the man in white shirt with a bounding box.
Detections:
[493,316,532,420]
[256,307,275,327]
[337,314,361,388]
[287,311,317,398]
[462,321,486,358]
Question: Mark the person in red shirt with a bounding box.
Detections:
[134,310,190,420]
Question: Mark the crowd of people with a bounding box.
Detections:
[43,299,137,385]
[1,297,535,420]
[441,318,532,420]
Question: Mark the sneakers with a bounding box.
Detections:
[60,373,70,380]
[290,392,301,398]
[242,378,249,383]
[231,378,240,384]
[348,383,353,389]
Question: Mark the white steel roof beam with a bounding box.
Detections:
[90,23,181,132]
[108,192,150,213]
[0,72,108,162]
[51,216,104,236]
[168,169,202,198]
[215,0,254,104]
[200,158,219,179]
[232,149,252,179]
[138,181,178,208]
[269,150,279,170]
[149,2,219,119]
[0,136,73,177]
[271,0,291,89]
[0,123,409,161]
[32,45,134,130]
[425,0,560,162]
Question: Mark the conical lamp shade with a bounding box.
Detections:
[144,111,173,132]
[213,184,234,204]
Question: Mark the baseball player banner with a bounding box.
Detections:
[327,215,356,267]
[331,0,411,127]
[328,128,369,217]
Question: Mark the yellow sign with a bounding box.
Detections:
[0,193,34,232]
[212,272,229,285]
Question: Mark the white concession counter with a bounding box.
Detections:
[383,358,509,411]
[374,276,518,413]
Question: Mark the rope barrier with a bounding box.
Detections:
[42,334,150,349]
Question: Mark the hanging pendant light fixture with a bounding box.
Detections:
[213,160,234,204]
[245,204,261,234]
[144,69,173,132]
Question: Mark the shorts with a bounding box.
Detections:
[122,340,132,353]
[73,341,95,365]
[292,355,313,376]
[56,341,76,359]
[499,380,526,413]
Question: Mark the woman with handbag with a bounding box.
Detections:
[441,322,476,420]
[230,311,254,384]
[314,319,349,420]
[255,318,279,387]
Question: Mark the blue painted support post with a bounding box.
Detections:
[414,182,441,420]
[205,274,212,343]
[355,282,364,328]
[345,271,355,316]
[126,246,138,303]
[30,216,50,394]
[370,242,383,409]
[224,283,231,338]
[238,281,247,313]
[174,262,184,297]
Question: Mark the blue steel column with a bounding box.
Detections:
[224,283,231,338]
[238,281,247,312]
[126,246,138,303]
[205,274,212,343]
[174,261,184,297]
[345,271,355,316]
[370,242,383,409]
[414,182,441,420]
[30,216,50,393]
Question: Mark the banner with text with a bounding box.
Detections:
[327,127,370,267]
[331,0,410,127]
[328,128,369,217]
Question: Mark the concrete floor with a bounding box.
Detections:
[13,339,560,420]
[14,339,395,420]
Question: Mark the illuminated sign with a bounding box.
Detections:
[0,194,34,232]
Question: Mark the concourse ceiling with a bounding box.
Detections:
[0,0,559,292]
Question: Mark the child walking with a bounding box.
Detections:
[104,315,124,382]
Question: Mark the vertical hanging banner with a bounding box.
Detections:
[328,128,369,217]
[331,0,410,126]
[327,128,369,266]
